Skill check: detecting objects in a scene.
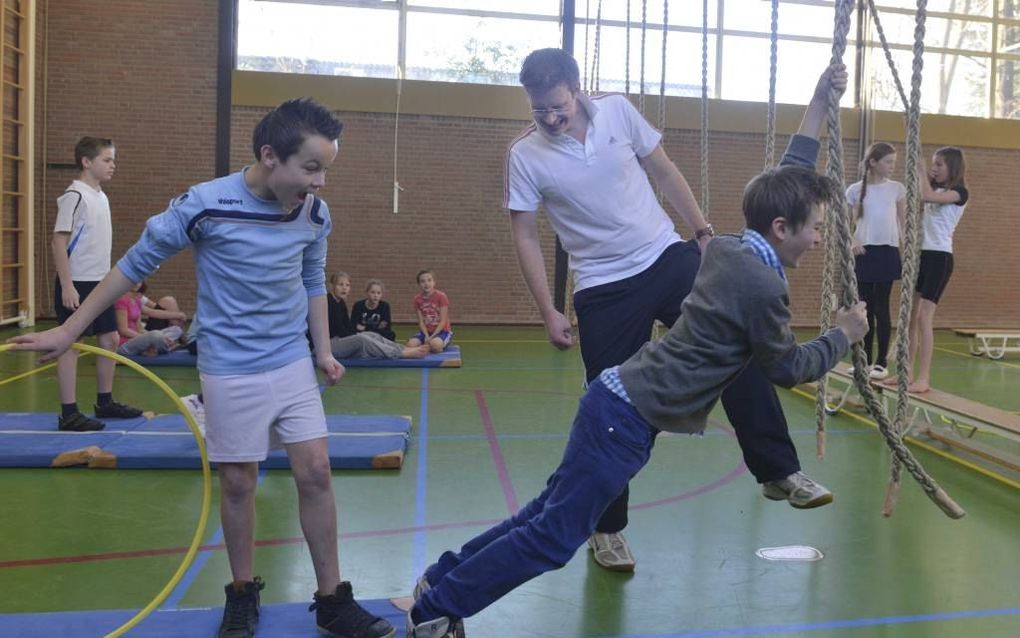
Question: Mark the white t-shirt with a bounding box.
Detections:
[53,179,112,281]
[846,179,904,247]
[504,93,680,292]
[922,186,968,253]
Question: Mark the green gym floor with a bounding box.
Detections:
[1,324,1018,637]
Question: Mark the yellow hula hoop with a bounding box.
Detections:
[0,342,212,638]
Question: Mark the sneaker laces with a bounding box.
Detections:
[309,593,381,634]
[223,579,263,628]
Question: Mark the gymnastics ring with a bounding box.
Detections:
[0,341,212,638]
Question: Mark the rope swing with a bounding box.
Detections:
[819,0,964,519]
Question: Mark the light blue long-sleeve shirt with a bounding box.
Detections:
[117,170,331,375]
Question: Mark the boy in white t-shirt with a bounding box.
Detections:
[51,137,143,431]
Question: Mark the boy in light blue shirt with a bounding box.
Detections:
[10,98,395,638]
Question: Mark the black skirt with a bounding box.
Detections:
[854,244,901,283]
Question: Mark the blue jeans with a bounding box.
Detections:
[415,379,657,622]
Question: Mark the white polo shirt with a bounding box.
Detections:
[504,93,681,292]
[53,179,113,281]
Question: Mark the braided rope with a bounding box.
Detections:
[625,0,631,95]
[583,0,590,92]
[658,0,669,135]
[592,0,603,92]
[700,0,710,217]
[868,0,910,111]
[765,0,780,168]
[824,0,963,519]
[639,0,647,114]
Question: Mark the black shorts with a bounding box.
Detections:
[54,279,118,336]
[144,304,170,331]
[915,250,954,303]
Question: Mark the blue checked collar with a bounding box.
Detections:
[741,228,786,281]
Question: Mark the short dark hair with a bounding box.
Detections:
[252,97,343,163]
[519,48,580,94]
[743,166,840,234]
[416,269,433,284]
[75,137,114,170]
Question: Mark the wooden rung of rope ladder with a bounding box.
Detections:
[953,328,1020,360]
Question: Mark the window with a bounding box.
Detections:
[235,0,1020,119]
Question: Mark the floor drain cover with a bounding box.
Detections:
[755,545,824,561]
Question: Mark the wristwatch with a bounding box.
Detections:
[694,224,715,240]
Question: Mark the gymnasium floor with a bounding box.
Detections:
[1,324,1017,637]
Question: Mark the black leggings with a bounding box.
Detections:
[858,281,893,368]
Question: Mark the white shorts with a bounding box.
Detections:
[200,357,326,463]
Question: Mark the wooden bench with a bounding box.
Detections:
[817,362,1020,475]
[953,328,1020,360]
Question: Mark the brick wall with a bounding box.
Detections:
[35,0,217,318]
[34,2,1020,328]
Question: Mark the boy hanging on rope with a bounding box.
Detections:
[406,63,868,638]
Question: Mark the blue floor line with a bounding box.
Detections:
[161,469,267,609]
[427,428,872,442]
[616,605,1020,638]
[413,369,430,578]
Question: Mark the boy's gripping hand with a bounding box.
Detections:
[317,354,345,386]
[813,63,848,104]
[6,326,76,363]
[835,301,868,343]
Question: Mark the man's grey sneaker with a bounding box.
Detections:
[181,393,206,437]
[309,581,396,638]
[218,577,265,638]
[587,532,636,572]
[58,411,105,432]
[406,611,465,638]
[94,400,143,419]
[762,471,833,509]
[411,573,465,636]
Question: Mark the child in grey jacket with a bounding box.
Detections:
[406,64,869,638]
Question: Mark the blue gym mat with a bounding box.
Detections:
[0,598,407,637]
[123,345,463,368]
[0,413,411,470]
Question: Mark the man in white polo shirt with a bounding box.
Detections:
[502,48,833,572]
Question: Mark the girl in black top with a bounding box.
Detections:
[352,278,396,341]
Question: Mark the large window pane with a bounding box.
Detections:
[588,0,717,29]
[726,0,856,40]
[996,57,1020,117]
[409,0,559,15]
[721,37,856,105]
[405,13,560,85]
[1000,0,1020,18]
[875,12,991,52]
[874,0,992,16]
[870,49,989,116]
[579,25,718,97]
[237,0,398,77]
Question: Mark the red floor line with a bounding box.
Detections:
[475,389,520,515]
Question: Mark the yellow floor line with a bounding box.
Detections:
[934,346,1020,370]
[789,386,1020,491]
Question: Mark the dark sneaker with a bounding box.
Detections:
[94,401,143,419]
[411,573,465,637]
[309,581,396,638]
[218,577,265,638]
[58,412,106,432]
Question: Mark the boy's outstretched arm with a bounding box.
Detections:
[308,294,344,386]
[796,63,849,142]
[7,267,135,362]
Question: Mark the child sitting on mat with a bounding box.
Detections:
[352,278,397,341]
[114,281,183,356]
[407,269,453,353]
[326,270,428,360]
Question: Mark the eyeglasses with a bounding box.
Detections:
[530,93,576,117]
